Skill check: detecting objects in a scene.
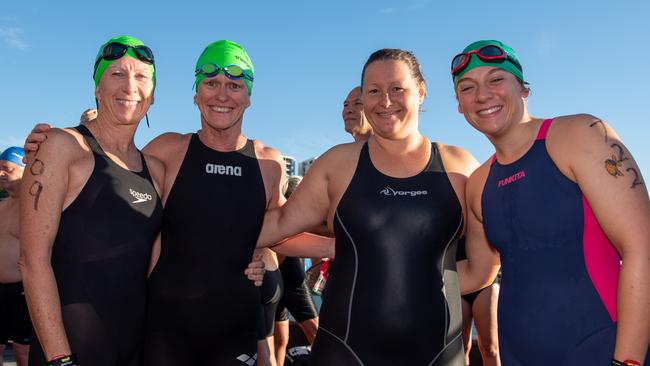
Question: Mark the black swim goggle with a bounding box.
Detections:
[93,42,155,76]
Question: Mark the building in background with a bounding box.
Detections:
[283,156,296,177]
[298,157,317,176]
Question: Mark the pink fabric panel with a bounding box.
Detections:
[582,196,620,321]
[536,118,554,140]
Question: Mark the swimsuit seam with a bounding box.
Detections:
[335,209,359,343]
[428,331,462,365]
[318,326,365,365]
[440,215,463,347]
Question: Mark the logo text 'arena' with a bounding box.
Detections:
[205,163,242,176]
[380,187,428,197]
[130,189,153,204]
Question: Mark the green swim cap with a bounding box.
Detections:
[194,40,254,95]
[453,40,524,86]
[93,35,156,90]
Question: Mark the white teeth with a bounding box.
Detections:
[117,99,139,106]
[478,106,502,115]
[210,106,232,112]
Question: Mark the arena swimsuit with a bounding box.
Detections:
[310,142,465,366]
[481,119,650,365]
[145,134,266,366]
[28,125,163,366]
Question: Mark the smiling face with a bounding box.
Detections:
[194,73,251,132]
[361,60,425,139]
[455,66,529,138]
[95,56,154,126]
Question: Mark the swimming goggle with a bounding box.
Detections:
[93,42,155,74]
[194,63,254,82]
[451,45,522,76]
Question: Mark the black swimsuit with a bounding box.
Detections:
[310,142,465,365]
[28,125,163,366]
[145,134,266,366]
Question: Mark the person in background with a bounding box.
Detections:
[0,147,30,366]
[273,175,319,366]
[342,86,372,142]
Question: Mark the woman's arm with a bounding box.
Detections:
[552,116,650,363]
[18,129,81,360]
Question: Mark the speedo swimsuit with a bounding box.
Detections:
[28,125,163,366]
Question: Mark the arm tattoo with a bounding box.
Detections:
[604,155,625,178]
[603,142,645,188]
[29,181,43,210]
[590,119,608,143]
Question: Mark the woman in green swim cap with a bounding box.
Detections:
[452,40,650,365]
[142,39,299,366]
[21,35,163,366]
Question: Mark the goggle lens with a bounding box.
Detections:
[451,54,468,71]
[451,45,516,76]
[477,45,504,58]
[101,42,154,64]
[196,63,251,81]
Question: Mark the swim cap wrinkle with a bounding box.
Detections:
[194,40,254,95]
[93,35,156,90]
[453,40,524,86]
[0,146,25,167]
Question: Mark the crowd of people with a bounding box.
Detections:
[0,35,647,366]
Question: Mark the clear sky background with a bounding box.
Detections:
[1,0,648,178]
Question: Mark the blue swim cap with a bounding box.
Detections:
[0,147,25,167]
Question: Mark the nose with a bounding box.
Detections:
[214,82,229,102]
[475,84,493,103]
[124,74,138,94]
[379,91,391,107]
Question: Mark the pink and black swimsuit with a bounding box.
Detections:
[481,119,648,365]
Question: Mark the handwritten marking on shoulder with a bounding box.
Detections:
[589,118,608,143]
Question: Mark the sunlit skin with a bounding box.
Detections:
[362,60,425,141]
[342,87,372,141]
[95,57,154,128]
[455,66,530,142]
[194,74,251,133]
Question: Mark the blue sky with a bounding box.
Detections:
[1,0,648,178]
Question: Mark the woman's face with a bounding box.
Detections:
[95,56,154,126]
[194,74,251,132]
[455,66,529,138]
[361,60,425,139]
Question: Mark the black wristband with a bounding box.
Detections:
[613,360,624,366]
[47,354,78,366]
